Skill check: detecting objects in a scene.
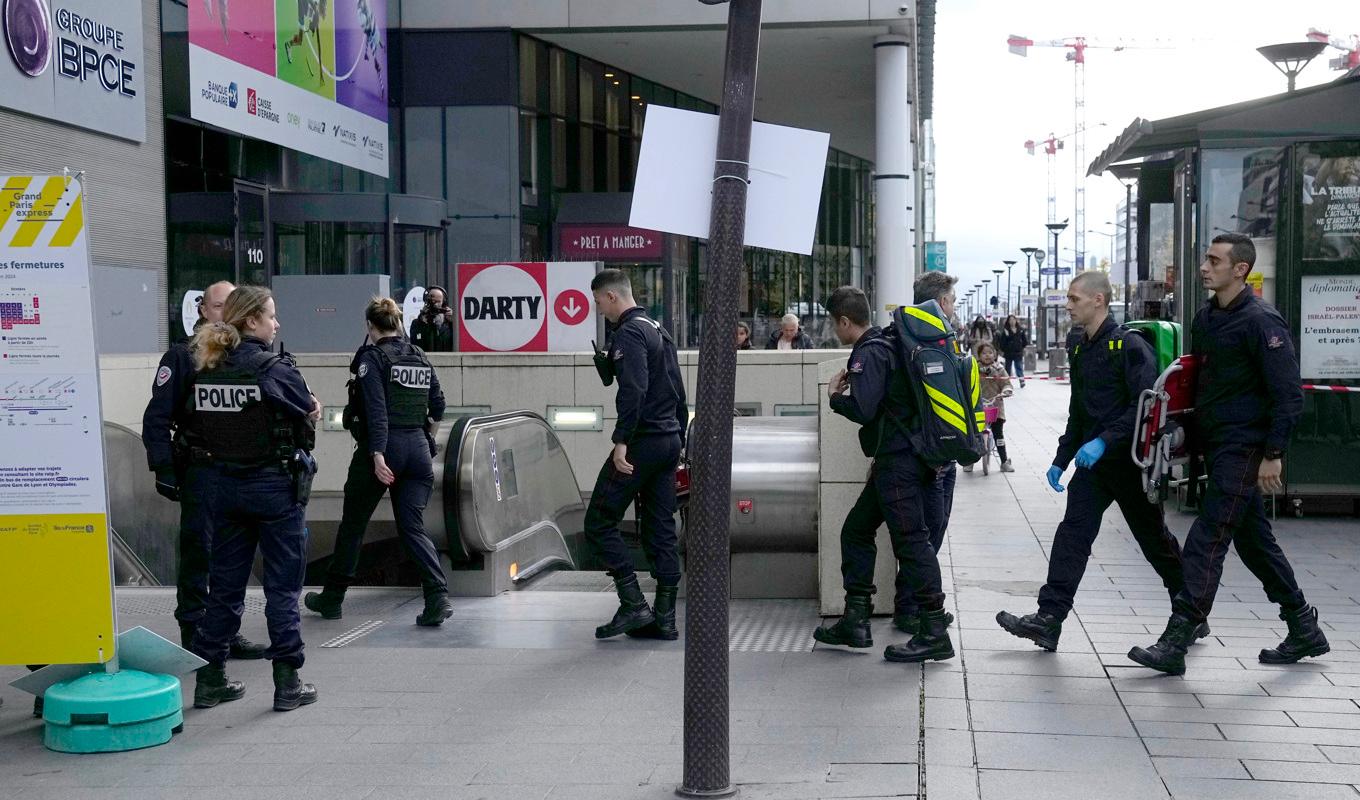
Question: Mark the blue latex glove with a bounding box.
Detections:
[1075,438,1107,469]
[1046,465,1065,493]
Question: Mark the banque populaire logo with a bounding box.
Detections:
[4,0,53,77]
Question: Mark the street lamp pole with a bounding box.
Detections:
[1019,247,1038,334]
[1046,221,1069,350]
[991,269,1004,316]
[682,0,761,796]
[1002,260,1016,317]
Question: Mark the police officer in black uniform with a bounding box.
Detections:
[812,286,954,664]
[585,269,687,640]
[184,286,319,712]
[996,271,1192,651]
[141,280,268,660]
[1130,234,1326,675]
[892,271,960,635]
[304,297,451,627]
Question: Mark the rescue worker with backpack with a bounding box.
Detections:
[183,286,320,712]
[813,285,984,664]
[304,297,452,627]
[996,271,1194,652]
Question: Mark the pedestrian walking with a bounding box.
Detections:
[305,297,451,627]
[1129,234,1325,675]
[997,314,1029,387]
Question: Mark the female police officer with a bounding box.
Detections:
[185,286,319,712]
[304,297,451,626]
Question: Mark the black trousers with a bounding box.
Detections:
[325,431,447,597]
[583,433,683,586]
[1037,459,1186,621]
[175,486,211,627]
[1172,445,1306,624]
[895,463,955,617]
[842,453,945,612]
[189,464,307,667]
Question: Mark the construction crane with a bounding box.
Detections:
[1307,28,1360,72]
[1024,125,1107,228]
[1008,34,1175,275]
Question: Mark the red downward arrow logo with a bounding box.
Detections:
[555,289,589,325]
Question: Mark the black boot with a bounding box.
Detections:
[895,609,954,634]
[1127,614,1199,675]
[1192,622,1212,643]
[884,608,955,663]
[229,633,268,660]
[996,609,1062,652]
[594,574,656,639]
[1259,605,1330,664]
[272,662,318,712]
[627,585,679,640]
[415,593,453,627]
[303,587,345,620]
[813,595,873,649]
[193,664,246,709]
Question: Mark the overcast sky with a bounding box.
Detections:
[932,0,1354,309]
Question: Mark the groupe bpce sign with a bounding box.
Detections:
[1,0,146,142]
[455,262,601,353]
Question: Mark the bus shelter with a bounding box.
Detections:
[1089,71,1360,513]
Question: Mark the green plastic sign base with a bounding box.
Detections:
[42,669,183,754]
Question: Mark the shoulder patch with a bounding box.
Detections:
[155,366,173,387]
[358,362,370,378]
[849,358,865,374]
[1266,333,1285,350]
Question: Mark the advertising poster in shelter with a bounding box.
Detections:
[1302,150,1360,262]
[0,174,116,665]
[1300,275,1360,381]
[188,0,388,176]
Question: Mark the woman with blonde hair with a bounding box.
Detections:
[304,296,450,627]
[184,286,320,712]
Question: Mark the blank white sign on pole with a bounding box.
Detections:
[629,106,830,256]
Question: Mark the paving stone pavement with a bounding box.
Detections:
[1,379,1357,799]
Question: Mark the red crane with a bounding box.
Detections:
[1307,28,1360,72]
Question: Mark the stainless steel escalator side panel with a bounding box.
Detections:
[442,412,581,595]
[727,416,819,553]
[102,421,179,585]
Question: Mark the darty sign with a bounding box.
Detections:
[456,262,602,353]
[0,0,146,141]
[557,224,663,261]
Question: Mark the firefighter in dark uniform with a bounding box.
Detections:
[996,271,1192,651]
[141,280,267,659]
[1130,233,1326,674]
[812,286,953,664]
[184,286,319,712]
[585,269,687,640]
[304,297,451,627]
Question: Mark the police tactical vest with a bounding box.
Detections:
[383,343,434,428]
[884,301,986,467]
[187,351,290,464]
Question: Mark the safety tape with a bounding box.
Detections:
[1301,384,1360,393]
[1025,376,1070,383]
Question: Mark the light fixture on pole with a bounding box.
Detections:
[1257,41,1327,92]
[1020,247,1039,332]
[991,269,1004,315]
[1002,260,1017,317]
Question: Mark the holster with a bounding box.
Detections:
[290,449,318,506]
[591,340,614,387]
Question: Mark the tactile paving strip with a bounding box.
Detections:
[114,589,267,616]
[728,600,818,653]
[320,620,386,648]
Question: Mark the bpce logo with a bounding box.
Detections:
[4,0,53,77]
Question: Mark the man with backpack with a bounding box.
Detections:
[996,271,1194,652]
[813,285,982,663]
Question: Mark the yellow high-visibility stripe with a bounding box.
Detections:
[931,402,968,433]
[48,193,83,247]
[924,383,965,418]
[903,306,946,332]
[0,176,33,231]
[9,176,65,247]
[970,359,981,407]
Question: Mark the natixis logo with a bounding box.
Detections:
[3,0,53,77]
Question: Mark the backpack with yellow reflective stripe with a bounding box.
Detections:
[888,300,986,467]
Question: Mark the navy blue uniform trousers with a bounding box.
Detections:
[189,464,307,667]
[175,486,212,628]
[1037,458,1186,621]
[841,453,946,612]
[895,464,955,617]
[1173,445,1305,623]
[584,433,683,586]
[327,430,447,597]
